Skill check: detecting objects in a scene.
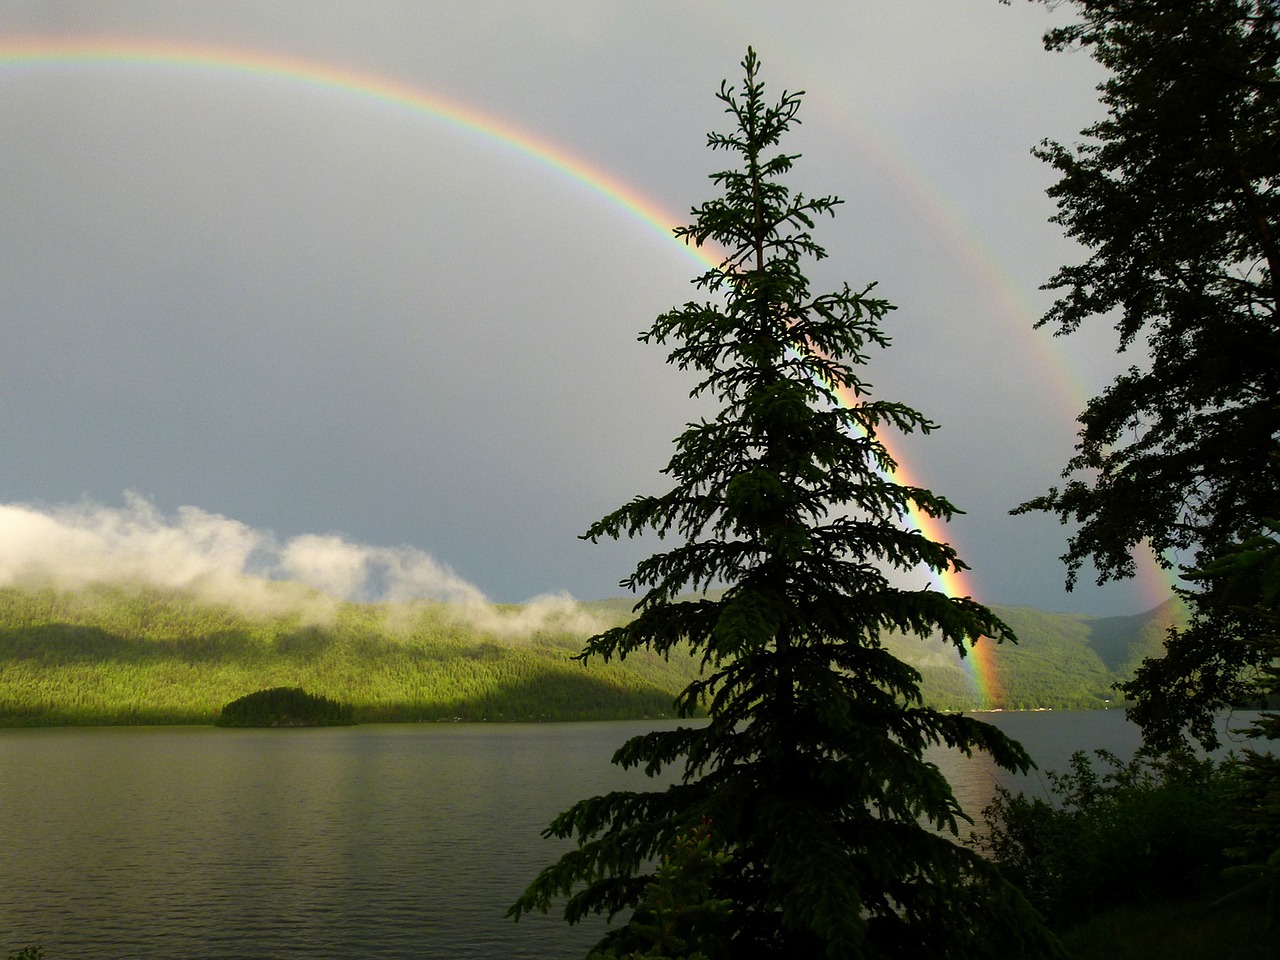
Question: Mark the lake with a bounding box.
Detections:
[0,711,1255,959]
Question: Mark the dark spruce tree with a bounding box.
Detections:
[508,50,1058,960]
[1010,0,1280,750]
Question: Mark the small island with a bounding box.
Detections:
[215,686,355,727]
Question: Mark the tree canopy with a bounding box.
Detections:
[509,49,1057,960]
[1012,0,1280,745]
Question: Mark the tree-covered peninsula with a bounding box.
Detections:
[215,686,355,727]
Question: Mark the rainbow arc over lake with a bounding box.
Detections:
[0,39,686,254]
[0,37,1035,706]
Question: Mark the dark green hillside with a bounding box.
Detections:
[1083,597,1183,675]
[886,598,1189,711]
[0,584,1187,724]
[985,606,1113,709]
[996,598,1187,710]
[879,630,978,711]
[880,605,1114,712]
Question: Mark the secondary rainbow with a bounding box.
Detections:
[803,83,1186,612]
[1,38,1011,704]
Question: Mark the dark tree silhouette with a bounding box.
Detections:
[509,49,1058,960]
[1012,0,1279,748]
[1013,0,1279,920]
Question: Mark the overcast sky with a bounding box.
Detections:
[0,1,1171,617]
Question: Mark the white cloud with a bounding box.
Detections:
[0,494,598,636]
[277,534,375,601]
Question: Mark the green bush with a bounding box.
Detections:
[215,686,355,727]
[972,748,1237,927]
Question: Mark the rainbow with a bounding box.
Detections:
[818,380,1004,706]
[0,37,1106,708]
[798,86,1187,604]
[0,38,690,249]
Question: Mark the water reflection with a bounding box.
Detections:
[0,712,1253,959]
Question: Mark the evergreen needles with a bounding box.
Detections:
[508,50,1060,959]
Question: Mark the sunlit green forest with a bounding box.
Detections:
[0,584,705,725]
[0,582,1184,726]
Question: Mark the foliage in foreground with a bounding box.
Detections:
[1012,0,1280,918]
[972,747,1237,928]
[1056,892,1274,960]
[586,821,734,960]
[975,742,1279,955]
[1011,0,1280,750]
[509,50,1059,959]
[1189,518,1280,926]
[1013,0,1279,600]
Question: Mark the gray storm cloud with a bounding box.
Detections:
[0,494,598,636]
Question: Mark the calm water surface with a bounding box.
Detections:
[0,712,1251,959]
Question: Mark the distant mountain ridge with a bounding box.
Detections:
[884,597,1188,710]
[0,583,1186,725]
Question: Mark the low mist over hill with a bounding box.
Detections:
[0,577,1185,726]
[0,495,599,636]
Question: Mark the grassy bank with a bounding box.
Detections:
[1059,892,1272,959]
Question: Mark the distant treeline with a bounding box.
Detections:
[0,584,1184,726]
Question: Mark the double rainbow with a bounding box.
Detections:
[0,37,1123,707]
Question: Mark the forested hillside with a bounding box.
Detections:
[0,584,696,725]
[0,583,1184,725]
[878,598,1184,710]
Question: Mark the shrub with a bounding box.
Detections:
[215,686,354,727]
[972,747,1237,927]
